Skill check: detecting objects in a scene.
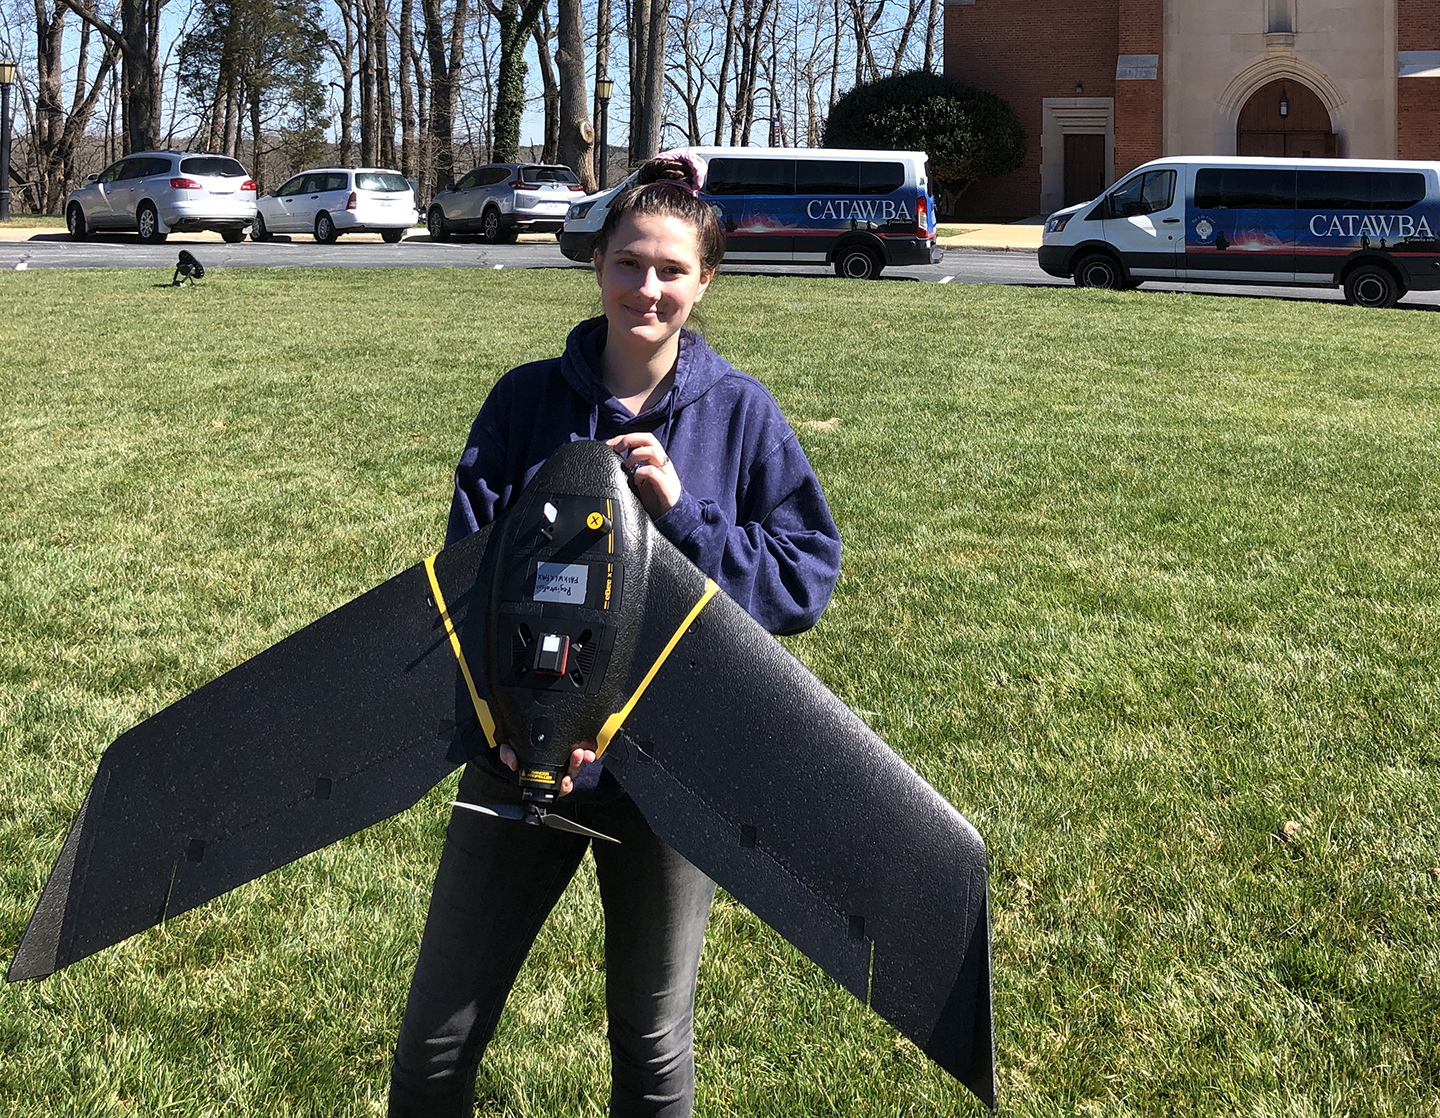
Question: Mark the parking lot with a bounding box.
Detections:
[4,226,1440,309]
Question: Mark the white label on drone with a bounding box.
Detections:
[534,562,589,604]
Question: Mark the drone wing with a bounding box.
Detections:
[601,540,996,1109]
[7,526,494,982]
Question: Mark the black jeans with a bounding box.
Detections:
[388,764,717,1117]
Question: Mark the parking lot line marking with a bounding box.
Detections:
[938,275,953,284]
[15,262,27,270]
[493,264,503,269]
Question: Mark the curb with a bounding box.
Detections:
[938,243,1040,255]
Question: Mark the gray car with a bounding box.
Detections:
[426,162,583,244]
[65,152,256,243]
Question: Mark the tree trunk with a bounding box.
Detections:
[398,0,416,175]
[593,0,609,169]
[635,0,667,157]
[491,0,544,164]
[376,0,396,167]
[420,0,467,186]
[627,0,648,163]
[360,0,377,165]
[555,0,593,188]
[531,9,559,165]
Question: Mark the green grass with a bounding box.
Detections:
[3,267,1439,1116]
[0,215,67,228]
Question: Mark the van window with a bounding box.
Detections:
[796,160,860,194]
[1296,170,1426,211]
[859,162,906,195]
[1194,168,1294,209]
[1106,170,1175,217]
[705,158,795,195]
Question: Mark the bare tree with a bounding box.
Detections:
[29,2,121,212]
[55,0,168,152]
[531,4,558,164]
[419,0,468,184]
[554,0,592,186]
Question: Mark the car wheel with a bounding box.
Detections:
[428,206,450,242]
[221,228,246,243]
[1343,264,1400,309]
[833,245,883,279]
[482,207,505,245]
[381,228,405,244]
[136,202,167,244]
[67,203,89,241]
[250,213,271,242]
[314,211,338,244]
[1074,253,1123,289]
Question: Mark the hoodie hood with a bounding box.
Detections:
[558,317,736,444]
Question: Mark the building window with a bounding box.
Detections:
[1267,0,1292,34]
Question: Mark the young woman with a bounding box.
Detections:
[388,155,842,1118]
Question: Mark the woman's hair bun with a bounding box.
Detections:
[637,151,706,197]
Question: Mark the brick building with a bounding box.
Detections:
[943,0,1440,220]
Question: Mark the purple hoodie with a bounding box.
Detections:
[447,316,842,797]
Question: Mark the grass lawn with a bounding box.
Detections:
[2,266,1438,1117]
[0,215,67,228]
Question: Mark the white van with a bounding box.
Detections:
[560,147,941,279]
[1039,156,1440,308]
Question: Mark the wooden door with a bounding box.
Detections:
[1237,80,1335,158]
[1064,134,1107,207]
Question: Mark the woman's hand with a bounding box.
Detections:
[497,742,598,798]
[607,433,681,517]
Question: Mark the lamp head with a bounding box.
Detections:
[595,76,614,102]
[0,60,18,86]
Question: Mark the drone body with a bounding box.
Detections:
[8,440,996,1108]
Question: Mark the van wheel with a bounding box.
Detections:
[382,228,405,244]
[221,228,246,243]
[834,245,883,279]
[67,203,89,241]
[1343,265,1400,309]
[1074,253,1122,289]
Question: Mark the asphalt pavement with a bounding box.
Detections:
[3,227,1438,311]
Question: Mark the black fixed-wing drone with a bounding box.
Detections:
[8,440,996,1107]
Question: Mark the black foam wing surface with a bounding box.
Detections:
[602,537,996,1108]
[6,525,493,982]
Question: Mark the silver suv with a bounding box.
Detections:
[66,152,256,243]
[427,163,582,244]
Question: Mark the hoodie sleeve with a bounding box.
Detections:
[653,430,841,636]
[445,381,512,547]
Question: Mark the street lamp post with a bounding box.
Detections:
[595,77,614,192]
[0,60,17,223]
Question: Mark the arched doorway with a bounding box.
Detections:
[1237,79,1337,157]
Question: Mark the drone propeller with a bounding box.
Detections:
[449,800,620,844]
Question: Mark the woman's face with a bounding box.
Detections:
[594,211,713,355]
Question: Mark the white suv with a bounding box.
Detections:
[252,167,418,243]
[66,152,256,243]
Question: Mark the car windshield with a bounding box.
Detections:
[356,172,411,192]
[522,166,579,185]
[181,157,248,177]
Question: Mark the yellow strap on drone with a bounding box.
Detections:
[424,553,498,750]
[595,579,720,757]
